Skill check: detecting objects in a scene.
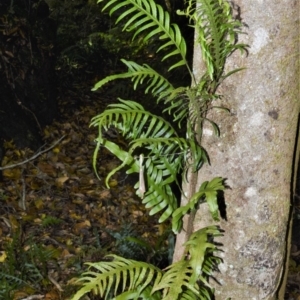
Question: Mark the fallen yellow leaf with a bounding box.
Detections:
[109,179,118,187]
[55,176,69,187]
[34,198,44,210]
[0,251,7,262]
[8,214,20,230]
[52,146,60,154]
[73,220,91,234]
[3,168,21,180]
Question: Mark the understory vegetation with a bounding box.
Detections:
[71,0,245,299]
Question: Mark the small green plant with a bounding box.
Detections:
[106,223,172,267]
[71,0,245,298]
[106,223,150,261]
[41,215,63,227]
[0,232,57,299]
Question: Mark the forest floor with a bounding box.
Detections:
[0,90,299,299]
[0,91,170,299]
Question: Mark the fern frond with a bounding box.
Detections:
[184,226,222,284]
[172,177,224,232]
[0,272,28,286]
[91,99,208,222]
[152,260,199,299]
[115,285,161,299]
[91,100,188,221]
[91,99,177,140]
[92,59,175,95]
[182,0,246,80]
[180,289,203,300]
[152,224,220,300]
[99,0,191,73]
[72,255,162,300]
[90,99,179,179]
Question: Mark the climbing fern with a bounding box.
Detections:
[73,0,246,298]
[91,99,205,225]
[90,0,244,230]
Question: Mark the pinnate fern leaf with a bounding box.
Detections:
[71,228,222,300]
[151,226,221,300]
[172,177,224,233]
[91,99,206,222]
[187,0,246,80]
[152,260,198,299]
[91,100,182,221]
[72,255,162,300]
[91,99,177,141]
[184,226,222,284]
[90,99,180,183]
[92,59,175,96]
[99,0,190,72]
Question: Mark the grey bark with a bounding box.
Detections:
[174,1,300,299]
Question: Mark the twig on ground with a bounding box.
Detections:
[0,135,65,170]
[19,175,26,210]
[48,273,64,292]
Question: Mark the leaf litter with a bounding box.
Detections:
[0,94,170,299]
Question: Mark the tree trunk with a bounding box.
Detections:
[174,1,300,299]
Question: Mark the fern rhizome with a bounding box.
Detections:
[71,0,246,299]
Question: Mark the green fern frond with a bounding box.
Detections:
[172,177,224,232]
[91,99,177,141]
[91,99,206,223]
[91,99,188,221]
[184,226,222,284]
[151,226,221,299]
[92,59,175,95]
[115,285,161,299]
[182,0,246,81]
[180,289,203,300]
[90,99,180,179]
[72,255,162,300]
[98,0,191,73]
[0,272,27,286]
[152,260,198,299]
